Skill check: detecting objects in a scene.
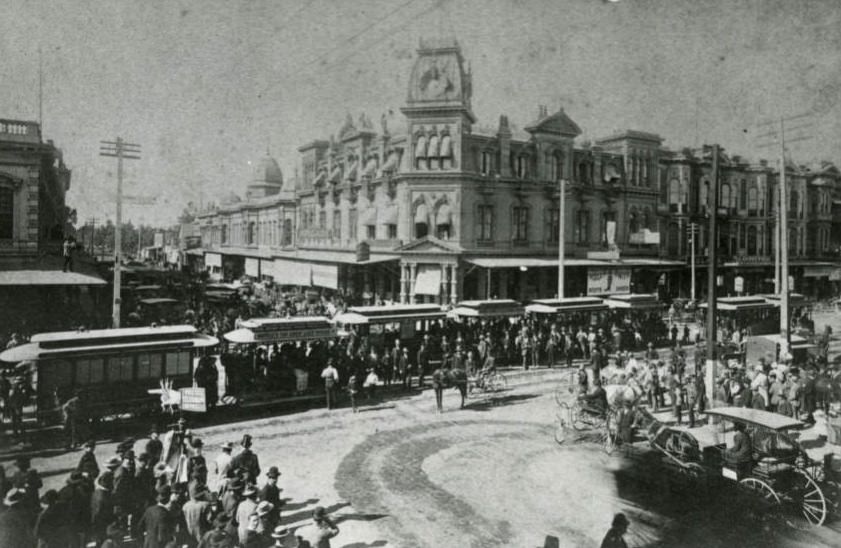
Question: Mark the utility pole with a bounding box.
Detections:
[705,145,720,411]
[756,112,813,357]
[557,178,566,298]
[100,138,141,328]
[690,222,697,301]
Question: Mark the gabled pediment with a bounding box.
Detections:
[525,108,582,137]
[395,235,462,254]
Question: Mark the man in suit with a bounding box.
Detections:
[416,342,430,388]
[137,485,174,548]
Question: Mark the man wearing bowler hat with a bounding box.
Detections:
[260,466,284,523]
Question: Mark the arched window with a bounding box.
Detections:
[548,151,563,182]
[747,183,758,215]
[720,183,731,211]
[415,134,428,170]
[700,180,709,212]
[414,203,430,239]
[516,155,529,178]
[668,179,681,212]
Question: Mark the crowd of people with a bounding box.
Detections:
[0,427,340,548]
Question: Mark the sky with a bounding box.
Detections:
[2,0,841,227]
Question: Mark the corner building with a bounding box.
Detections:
[196,40,841,303]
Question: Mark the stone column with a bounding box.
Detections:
[450,264,459,305]
[409,262,417,303]
[440,263,449,305]
[399,263,407,304]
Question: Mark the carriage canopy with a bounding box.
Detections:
[704,406,804,431]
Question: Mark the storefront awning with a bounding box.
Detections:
[414,265,441,295]
[0,271,106,286]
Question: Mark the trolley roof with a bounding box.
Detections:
[139,298,181,305]
[335,304,445,325]
[704,407,803,431]
[0,325,218,363]
[603,293,661,309]
[698,296,775,311]
[525,297,608,314]
[452,299,525,318]
[225,316,337,344]
[760,293,808,308]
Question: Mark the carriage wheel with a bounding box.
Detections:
[570,403,589,431]
[490,373,507,392]
[554,413,567,445]
[790,469,828,526]
[740,477,781,505]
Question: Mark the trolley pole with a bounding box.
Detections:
[100,138,141,328]
[557,178,566,298]
[690,222,697,302]
[705,145,720,412]
[777,118,791,357]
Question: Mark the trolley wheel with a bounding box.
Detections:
[740,477,781,505]
[554,413,567,445]
[791,469,827,526]
[490,373,507,392]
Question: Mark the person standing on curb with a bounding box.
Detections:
[320,360,339,411]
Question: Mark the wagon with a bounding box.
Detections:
[625,406,830,526]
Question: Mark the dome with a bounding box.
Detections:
[253,154,283,186]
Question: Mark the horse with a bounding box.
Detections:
[432,367,468,413]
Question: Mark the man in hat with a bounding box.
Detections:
[113,450,137,528]
[182,484,214,544]
[259,467,284,523]
[135,452,157,511]
[221,477,243,538]
[116,438,136,460]
[91,469,116,545]
[8,375,32,438]
[302,506,339,548]
[34,489,66,548]
[197,514,235,548]
[416,340,430,388]
[601,512,630,548]
[242,501,275,546]
[213,442,234,495]
[231,434,260,483]
[58,471,90,547]
[187,438,208,485]
[137,484,175,548]
[0,488,35,547]
[145,428,163,465]
[236,483,259,545]
[76,439,100,480]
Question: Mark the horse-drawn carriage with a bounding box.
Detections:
[619,406,832,526]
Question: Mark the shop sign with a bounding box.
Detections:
[734,276,744,293]
[180,387,207,413]
[587,268,631,295]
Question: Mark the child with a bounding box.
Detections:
[363,368,379,401]
[347,374,359,413]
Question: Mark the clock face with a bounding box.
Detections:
[418,58,458,100]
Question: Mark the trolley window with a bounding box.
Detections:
[75,358,104,385]
[165,351,191,376]
[108,356,134,382]
[39,359,73,391]
[137,353,163,379]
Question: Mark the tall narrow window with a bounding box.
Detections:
[700,180,709,213]
[668,179,681,212]
[481,151,493,175]
[513,207,529,243]
[667,223,680,256]
[549,152,563,182]
[547,208,560,244]
[516,155,528,178]
[387,224,398,239]
[247,222,256,245]
[348,209,357,241]
[739,179,747,210]
[601,211,616,246]
[221,225,227,244]
[332,210,341,240]
[747,183,758,216]
[477,205,493,242]
[318,210,326,230]
[720,184,731,212]
[282,219,292,246]
[575,210,590,244]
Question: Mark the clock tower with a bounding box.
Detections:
[401,39,475,172]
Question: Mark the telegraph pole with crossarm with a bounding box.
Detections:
[100,138,141,328]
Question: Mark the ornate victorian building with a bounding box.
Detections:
[195,40,841,303]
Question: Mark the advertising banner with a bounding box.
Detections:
[587,268,631,295]
[311,263,339,289]
[179,387,207,413]
[245,258,260,277]
[205,253,222,268]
